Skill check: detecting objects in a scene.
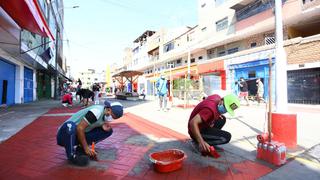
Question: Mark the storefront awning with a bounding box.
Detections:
[197,60,224,74]
[0,0,55,40]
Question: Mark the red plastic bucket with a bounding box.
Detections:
[149,149,187,173]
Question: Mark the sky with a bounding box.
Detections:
[63,0,198,76]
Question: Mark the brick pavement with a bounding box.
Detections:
[0,107,274,179]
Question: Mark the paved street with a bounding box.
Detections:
[0,98,319,179]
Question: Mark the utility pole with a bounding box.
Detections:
[274,0,288,112]
[54,27,59,100]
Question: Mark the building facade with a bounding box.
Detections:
[114,0,320,104]
[0,0,67,105]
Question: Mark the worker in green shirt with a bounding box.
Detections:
[56,100,123,166]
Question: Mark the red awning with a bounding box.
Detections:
[0,0,55,40]
[197,60,224,74]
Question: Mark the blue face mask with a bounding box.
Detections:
[217,104,227,114]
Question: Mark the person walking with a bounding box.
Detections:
[188,94,240,154]
[238,77,250,106]
[56,100,124,166]
[92,83,100,105]
[256,78,266,104]
[156,74,168,111]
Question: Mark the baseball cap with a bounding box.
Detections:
[223,94,240,116]
[104,100,123,119]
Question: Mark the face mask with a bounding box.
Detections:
[104,115,114,122]
[217,104,227,114]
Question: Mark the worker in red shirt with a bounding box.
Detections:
[188,94,240,154]
[62,92,73,107]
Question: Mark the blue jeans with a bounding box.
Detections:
[56,121,113,159]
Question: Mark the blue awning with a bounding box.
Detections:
[228,58,275,69]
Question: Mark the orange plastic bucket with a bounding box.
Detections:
[149,149,187,173]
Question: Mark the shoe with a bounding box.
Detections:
[69,155,89,166]
[75,146,86,156]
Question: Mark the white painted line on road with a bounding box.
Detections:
[0,111,14,118]
[295,157,320,168]
[42,113,74,117]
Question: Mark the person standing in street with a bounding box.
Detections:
[256,78,266,104]
[56,100,124,166]
[188,94,240,154]
[92,83,100,105]
[156,74,168,111]
[238,77,250,106]
[140,88,146,100]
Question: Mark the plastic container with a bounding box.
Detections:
[257,133,273,143]
[149,149,187,173]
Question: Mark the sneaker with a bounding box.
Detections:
[69,155,89,166]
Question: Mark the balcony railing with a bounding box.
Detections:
[149,55,159,62]
[234,0,274,22]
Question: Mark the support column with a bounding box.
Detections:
[272,0,297,148]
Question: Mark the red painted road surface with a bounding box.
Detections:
[0,107,273,179]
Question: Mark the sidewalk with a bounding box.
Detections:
[0,99,61,142]
[0,99,319,179]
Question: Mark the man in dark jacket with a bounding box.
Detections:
[77,88,94,107]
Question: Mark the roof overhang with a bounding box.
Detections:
[112,70,144,78]
[133,30,155,43]
[0,0,55,40]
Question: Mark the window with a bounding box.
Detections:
[216,17,228,32]
[134,59,138,65]
[207,48,215,59]
[176,59,181,64]
[187,31,195,42]
[218,51,226,57]
[250,42,257,48]
[265,36,275,45]
[191,58,195,63]
[164,42,174,52]
[248,71,256,78]
[133,47,139,54]
[198,56,203,60]
[227,47,239,54]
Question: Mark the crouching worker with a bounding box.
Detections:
[62,92,73,107]
[56,100,124,166]
[188,94,240,154]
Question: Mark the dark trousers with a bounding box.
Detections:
[56,121,113,159]
[200,117,231,146]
